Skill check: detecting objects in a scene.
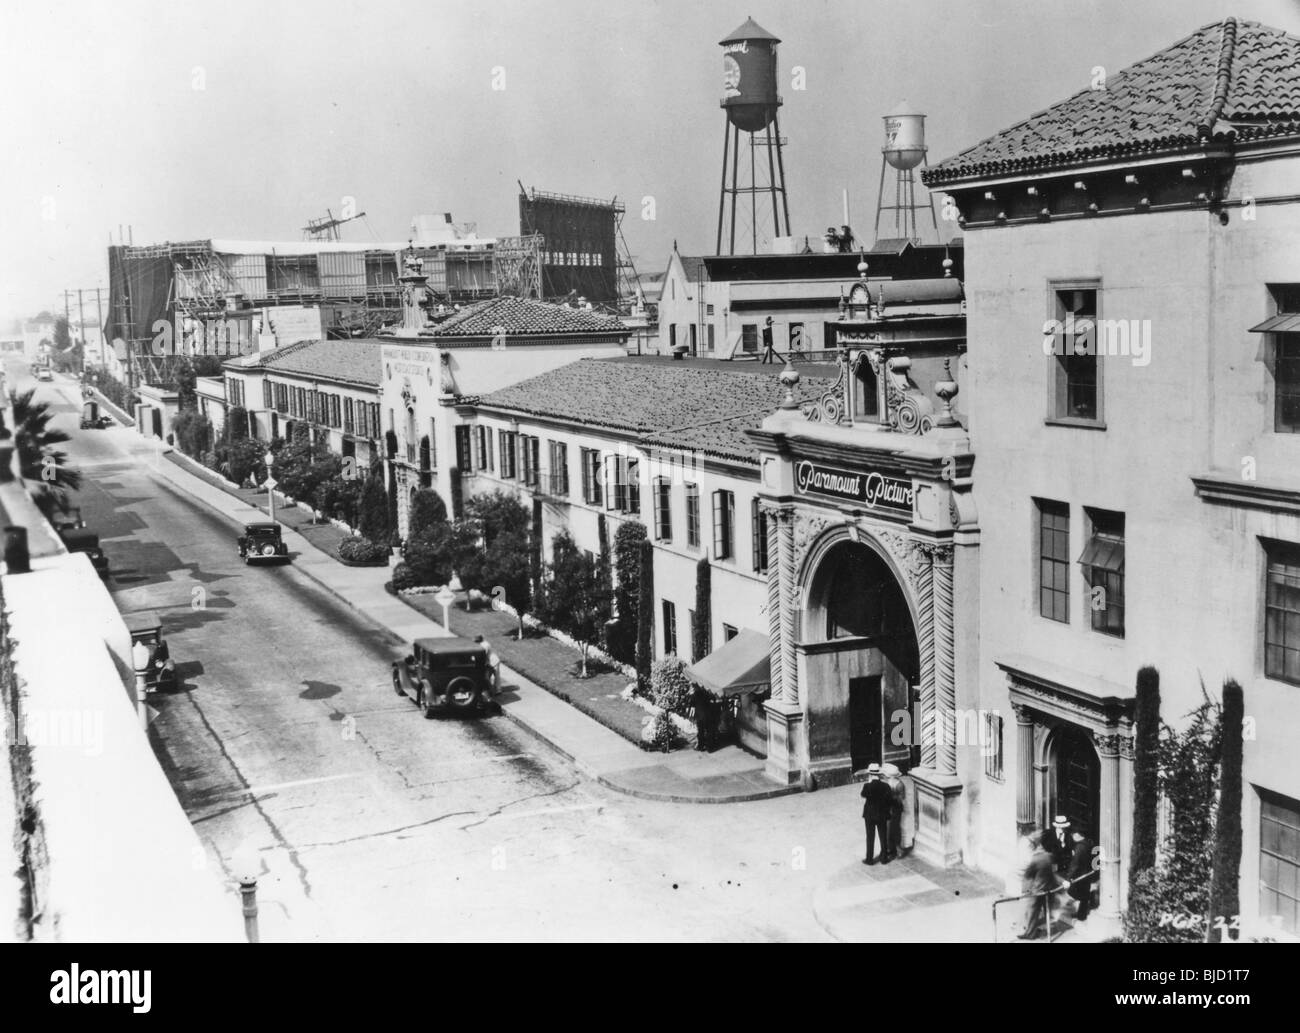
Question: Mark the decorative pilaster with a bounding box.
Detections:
[776,508,798,708]
[932,544,957,775]
[763,505,804,785]
[1094,731,1124,929]
[1013,703,1036,835]
[916,546,937,769]
[765,504,784,703]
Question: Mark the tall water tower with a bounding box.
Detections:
[873,101,939,244]
[716,17,791,255]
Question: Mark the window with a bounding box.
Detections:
[523,435,540,488]
[262,380,272,410]
[454,425,471,472]
[654,477,672,541]
[707,324,715,353]
[1260,789,1300,935]
[500,431,517,479]
[685,483,700,548]
[752,498,769,573]
[481,425,490,471]
[984,712,1004,781]
[474,426,487,470]
[1277,335,1300,433]
[662,599,677,656]
[1265,541,1300,685]
[580,448,602,505]
[741,323,758,354]
[548,441,569,496]
[1051,286,1100,421]
[1080,508,1124,637]
[854,360,880,418]
[706,304,714,316]
[689,324,697,356]
[712,489,735,560]
[1037,499,1070,623]
[627,458,640,514]
[669,324,677,350]
[605,455,638,512]
[722,623,738,642]
[343,398,354,434]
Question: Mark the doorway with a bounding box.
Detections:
[1054,726,1101,843]
[849,676,883,772]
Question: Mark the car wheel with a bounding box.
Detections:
[392,670,405,697]
[261,544,276,558]
[447,676,478,709]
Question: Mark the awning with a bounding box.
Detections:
[1078,535,1125,573]
[1248,314,1300,333]
[687,629,771,698]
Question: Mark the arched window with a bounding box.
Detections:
[854,359,880,419]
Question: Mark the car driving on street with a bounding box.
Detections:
[392,636,499,717]
[237,522,290,564]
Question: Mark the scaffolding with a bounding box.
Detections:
[493,234,543,298]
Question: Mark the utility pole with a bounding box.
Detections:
[94,287,104,372]
[77,289,87,374]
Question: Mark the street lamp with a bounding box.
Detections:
[231,843,261,943]
[263,450,276,523]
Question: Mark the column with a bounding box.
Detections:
[765,505,784,703]
[1012,703,1036,836]
[763,506,804,785]
[932,545,957,775]
[1095,731,1124,930]
[915,545,937,768]
[777,508,798,707]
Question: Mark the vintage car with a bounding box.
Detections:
[59,527,108,576]
[79,400,112,430]
[53,508,86,535]
[392,636,499,717]
[125,610,177,693]
[34,366,53,382]
[237,522,290,564]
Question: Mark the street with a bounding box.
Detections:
[19,362,859,941]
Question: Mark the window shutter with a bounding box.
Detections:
[605,455,616,510]
[713,491,725,557]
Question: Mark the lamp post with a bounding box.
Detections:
[131,640,150,729]
[231,843,260,943]
[263,450,276,523]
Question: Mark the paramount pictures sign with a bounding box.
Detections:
[794,460,914,515]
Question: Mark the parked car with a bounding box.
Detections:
[80,400,112,429]
[237,522,290,564]
[59,527,108,576]
[392,636,499,717]
[53,508,85,534]
[34,366,53,382]
[124,610,177,693]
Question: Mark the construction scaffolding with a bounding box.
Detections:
[493,234,543,299]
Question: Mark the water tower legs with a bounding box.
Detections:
[716,111,792,256]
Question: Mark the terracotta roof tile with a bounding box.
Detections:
[427,296,627,337]
[924,18,1300,186]
[230,338,383,387]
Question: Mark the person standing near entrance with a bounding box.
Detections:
[1017,831,1066,939]
[861,764,894,865]
[1066,829,1098,922]
[896,765,916,856]
[1043,815,1073,873]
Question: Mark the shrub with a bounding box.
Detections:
[635,538,654,695]
[692,557,711,662]
[1208,679,1244,943]
[1130,666,1161,892]
[227,406,249,441]
[403,524,456,586]
[408,489,448,542]
[224,437,268,486]
[650,656,693,716]
[337,535,389,564]
[609,521,646,664]
[640,711,676,753]
[357,468,390,543]
[391,562,420,593]
[172,410,214,458]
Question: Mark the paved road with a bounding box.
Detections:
[15,360,869,942]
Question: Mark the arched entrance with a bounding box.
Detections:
[801,538,920,776]
[1053,726,1101,844]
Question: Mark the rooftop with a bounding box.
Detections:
[475,356,828,464]
[925,18,1300,186]
[425,296,628,338]
[225,338,383,388]
[671,243,963,285]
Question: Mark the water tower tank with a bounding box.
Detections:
[719,17,781,133]
[883,101,927,170]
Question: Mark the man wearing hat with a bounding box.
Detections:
[860,763,895,865]
[1017,831,1067,939]
[1044,815,1073,874]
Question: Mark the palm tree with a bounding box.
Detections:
[10,388,81,517]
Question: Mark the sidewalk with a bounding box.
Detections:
[150,443,797,804]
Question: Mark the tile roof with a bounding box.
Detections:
[924,18,1300,186]
[475,357,825,463]
[425,296,627,337]
[227,338,383,387]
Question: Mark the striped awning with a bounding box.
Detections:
[1248,313,1300,333]
[687,629,771,698]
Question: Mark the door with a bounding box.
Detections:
[849,675,883,772]
[1055,727,1101,843]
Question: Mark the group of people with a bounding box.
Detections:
[859,762,916,865]
[1017,815,1099,939]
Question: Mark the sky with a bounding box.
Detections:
[3,0,1299,326]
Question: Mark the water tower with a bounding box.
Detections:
[716,17,791,255]
[873,101,939,244]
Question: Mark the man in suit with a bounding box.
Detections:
[861,764,895,865]
[1043,815,1073,873]
[1018,831,1067,939]
[1066,830,1098,922]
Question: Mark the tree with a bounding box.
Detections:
[1207,679,1243,943]
[53,315,72,352]
[171,410,213,458]
[456,492,534,637]
[692,557,711,662]
[407,489,448,542]
[227,406,249,442]
[1129,666,1161,893]
[11,388,81,517]
[530,498,544,604]
[357,465,391,545]
[539,531,612,677]
[609,521,647,664]
[635,538,654,695]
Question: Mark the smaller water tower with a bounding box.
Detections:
[873,101,939,244]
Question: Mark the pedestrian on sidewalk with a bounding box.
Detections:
[692,685,714,752]
[861,763,894,865]
[1017,831,1066,939]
